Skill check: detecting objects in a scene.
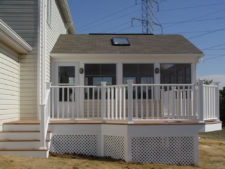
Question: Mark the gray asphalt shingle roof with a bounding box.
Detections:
[51,34,203,55]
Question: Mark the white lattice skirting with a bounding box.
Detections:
[49,124,201,165]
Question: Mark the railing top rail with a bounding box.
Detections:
[50,83,218,88]
[51,85,99,88]
[133,84,194,87]
[50,83,196,88]
[202,84,217,87]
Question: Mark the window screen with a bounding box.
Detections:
[160,64,191,84]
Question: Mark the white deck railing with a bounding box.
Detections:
[49,81,220,122]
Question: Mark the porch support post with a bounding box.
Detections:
[127,80,133,123]
[117,62,123,85]
[199,81,204,122]
[191,63,197,84]
[101,82,107,122]
[154,63,160,84]
[154,63,160,100]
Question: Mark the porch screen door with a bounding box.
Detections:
[56,65,78,118]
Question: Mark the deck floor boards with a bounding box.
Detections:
[3,120,213,125]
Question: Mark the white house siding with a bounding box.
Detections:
[0,0,39,120]
[45,0,67,84]
[0,48,20,130]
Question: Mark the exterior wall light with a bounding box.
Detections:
[155,67,160,74]
[79,68,84,74]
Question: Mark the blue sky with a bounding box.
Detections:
[67,0,225,78]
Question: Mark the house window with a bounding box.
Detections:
[160,64,191,84]
[85,64,116,86]
[47,0,52,25]
[123,64,154,84]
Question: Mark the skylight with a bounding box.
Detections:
[111,37,130,46]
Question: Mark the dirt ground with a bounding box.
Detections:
[0,130,225,169]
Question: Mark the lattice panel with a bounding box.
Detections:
[50,135,97,156]
[131,136,194,165]
[104,135,125,160]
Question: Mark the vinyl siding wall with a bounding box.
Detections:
[0,47,20,130]
[0,0,39,120]
[45,0,67,84]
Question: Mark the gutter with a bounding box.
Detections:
[56,0,75,34]
[0,19,32,54]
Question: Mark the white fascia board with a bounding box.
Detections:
[0,19,32,54]
[51,53,204,62]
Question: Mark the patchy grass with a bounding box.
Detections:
[199,128,225,141]
[0,129,225,169]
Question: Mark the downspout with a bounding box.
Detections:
[37,0,41,119]
[37,0,46,119]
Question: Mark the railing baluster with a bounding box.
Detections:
[92,87,95,118]
[97,87,100,119]
[62,87,64,119]
[146,86,149,119]
[115,87,118,119]
[119,87,122,120]
[141,86,143,119]
[123,86,126,120]
[151,86,154,119]
[67,87,69,118]
[87,87,90,119]
[135,86,138,119]
[178,86,181,119]
[72,87,74,119]
[57,88,59,119]
[187,86,190,119]
[107,87,110,119]
[172,86,175,119]
[111,87,114,119]
[167,86,170,119]
[156,87,159,119]
[183,86,185,119]
[161,87,164,119]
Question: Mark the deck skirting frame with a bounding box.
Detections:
[49,124,202,165]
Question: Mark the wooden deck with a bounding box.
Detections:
[3,119,215,125]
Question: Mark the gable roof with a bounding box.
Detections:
[0,19,32,54]
[51,34,203,55]
[56,0,75,34]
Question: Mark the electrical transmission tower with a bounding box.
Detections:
[132,0,163,34]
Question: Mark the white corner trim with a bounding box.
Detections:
[0,19,32,54]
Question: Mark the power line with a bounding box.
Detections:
[78,3,137,32]
[203,48,225,51]
[201,43,225,50]
[164,8,225,29]
[160,2,225,12]
[98,9,140,33]
[162,17,225,25]
[204,55,225,61]
[188,27,225,39]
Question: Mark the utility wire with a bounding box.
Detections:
[165,8,225,29]
[201,43,225,50]
[188,27,225,39]
[204,55,225,61]
[162,17,225,25]
[78,4,137,32]
[160,2,225,12]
